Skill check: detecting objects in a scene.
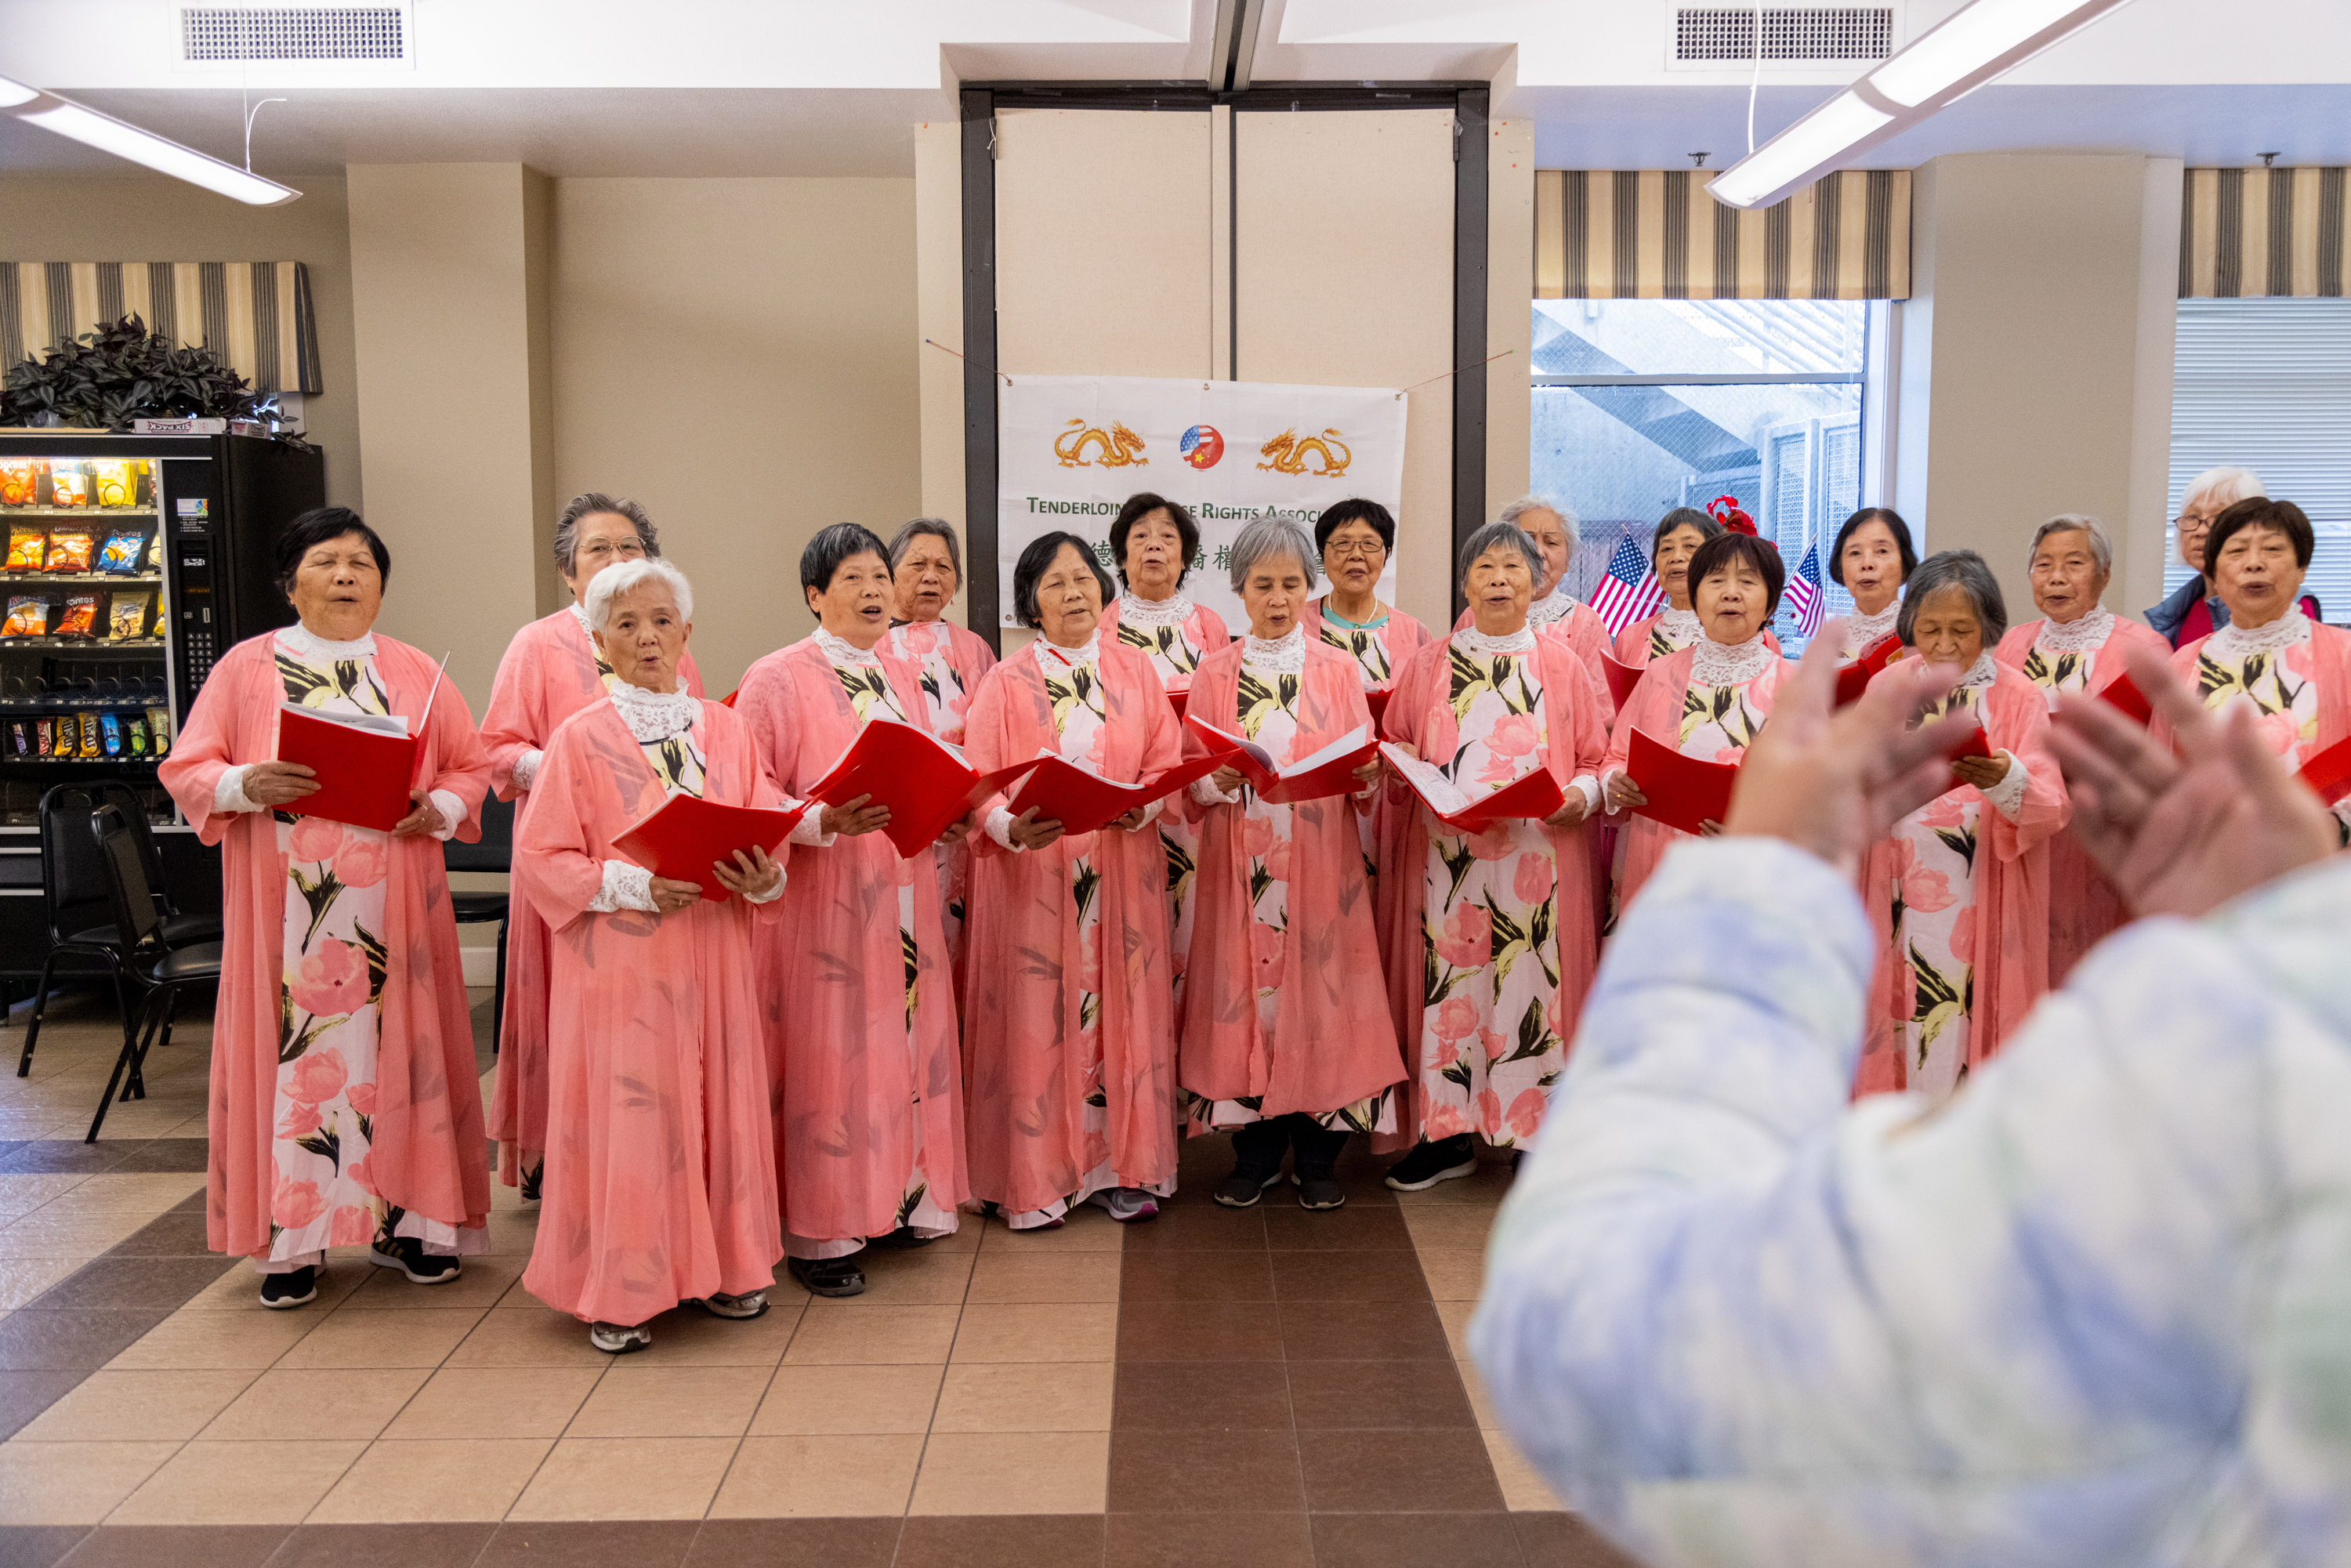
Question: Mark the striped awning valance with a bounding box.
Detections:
[0,260,321,393]
[2179,168,2347,299]
[1534,168,1911,301]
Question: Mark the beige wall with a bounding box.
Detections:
[0,172,364,511]
[1487,116,1537,548]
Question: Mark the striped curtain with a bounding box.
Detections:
[0,260,321,393]
[2179,168,2348,299]
[1534,168,1911,301]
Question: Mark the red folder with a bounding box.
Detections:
[1940,722,1993,766]
[1626,727,1738,837]
[2296,734,2351,806]
[612,793,807,903]
[1834,635,1903,707]
[2094,672,2153,726]
[1184,715,1378,805]
[1165,682,1190,722]
[1380,743,1566,832]
[1599,654,1644,712]
[274,655,447,834]
[1004,749,1237,838]
[1365,688,1393,731]
[804,716,1038,860]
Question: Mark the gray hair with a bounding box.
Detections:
[1498,494,1580,571]
[553,492,661,579]
[2027,513,2114,577]
[1456,519,1546,585]
[584,556,694,633]
[1226,517,1320,596]
[1896,549,2008,648]
[887,518,963,581]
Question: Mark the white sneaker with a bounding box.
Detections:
[699,1290,768,1320]
[1086,1186,1160,1223]
[589,1321,651,1355]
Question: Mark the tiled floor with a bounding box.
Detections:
[0,987,1643,1567]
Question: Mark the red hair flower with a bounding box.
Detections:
[1706,495,1756,536]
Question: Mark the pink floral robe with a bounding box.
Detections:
[1614,607,1780,668]
[961,639,1184,1222]
[886,617,998,988]
[2158,617,2351,832]
[479,606,705,1190]
[161,632,491,1264]
[1302,598,1434,889]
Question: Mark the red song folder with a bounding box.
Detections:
[1003,749,1237,838]
[2094,671,2153,726]
[1380,744,1567,833]
[1938,722,1994,773]
[273,654,448,834]
[804,716,1038,860]
[1598,653,1644,712]
[1365,687,1393,731]
[1183,715,1379,805]
[612,793,808,903]
[1626,727,1738,838]
[1834,635,1904,707]
[1165,682,1190,722]
[2296,734,2351,806]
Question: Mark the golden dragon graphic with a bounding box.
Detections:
[1257,428,1353,478]
[1054,419,1150,469]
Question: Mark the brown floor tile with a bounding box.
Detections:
[949,1303,1118,1363]
[0,1259,82,1311]
[102,1211,214,1258]
[973,1209,1123,1252]
[1103,1511,1313,1568]
[932,1360,1113,1432]
[1270,1250,1430,1302]
[1299,1429,1507,1513]
[506,1437,737,1521]
[0,1442,179,1526]
[444,1305,614,1368]
[1413,1248,1487,1303]
[707,1433,922,1517]
[567,1361,773,1438]
[1277,1300,1451,1361]
[1115,1301,1282,1362]
[1310,1511,1525,1567]
[625,1301,801,1366]
[750,1363,941,1435]
[52,1525,289,1568]
[0,1369,85,1443]
[0,1143,136,1177]
[893,1514,1105,1568]
[1284,1360,1476,1429]
[782,1304,960,1365]
[265,1522,499,1568]
[179,1262,369,1315]
[90,1141,211,1176]
[274,1308,485,1370]
[1113,1204,1266,1252]
[908,1431,1110,1515]
[28,1258,231,1314]
[683,1517,901,1568]
[0,1308,171,1370]
[1104,1428,1302,1513]
[306,1439,554,1523]
[0,1526,91,1568]
[1110,1359,1291,1430]
[199,1367,430,1441]
[16,1368,255,1441]
[110,1439,368,1525]
[1260,1206,1411,1251]
[476,1519,699,1567]
[963,1249,1119,1305]
[1391,1164,1516,1207]
[382,1365,605,1441]
[1117,1251,1272,1304]
[338,1256,523,1313]
[818,1246,972,1306]
[1512,1512,1649,1567]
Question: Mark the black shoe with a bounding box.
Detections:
[1383,1134,1476,1192]
[869,1226,935,1250]
[788,1255,867,1298]
[370,1237,462,1285]
[1213,1163,1284,1208]
[259,1266,317,1309]
[1293,1170,1347,1210]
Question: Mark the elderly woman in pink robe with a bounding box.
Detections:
[513,558,786,1353]
[1378,521,1609,1193]
[1183,519,1403,1211]
[1454,497,1614,673]
[963,531,1186,1227]
[736,523,971,1298]
[160,507,491,1309]
[478,492,704,1198]
[1854,550,2066,1101]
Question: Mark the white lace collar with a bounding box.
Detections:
[277,621,375,661]
[813,627,885,668]
[607,679,699,741]
[2209,609,2311,659]
[1958,653,2000,690]
[1845,600,1902,650]
[2034,605,2114,654]
[1455,625,1537,658]
[1242,625,1307,675]
[1655,606,1701,646]
[567,601,593,636]
[1117,590,1193,628]
[1690,633,1773,686]
[1527,588,1577,627]
[1033,629,1103,672]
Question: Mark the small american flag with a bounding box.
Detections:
[1784,537,1825,637]
[1587,532,1665,637]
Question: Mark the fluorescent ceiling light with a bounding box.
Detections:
[1,76,299,205]
[1708,92,1894,208]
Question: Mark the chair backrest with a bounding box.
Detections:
[443,791,514,875]
[38,780,156,940]
[88,803,163,954]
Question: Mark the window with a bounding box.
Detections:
[1528,298,1883,648]
[2165,298,2351,625]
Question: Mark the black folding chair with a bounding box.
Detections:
[18,781,220,1078]
[85,804,223,1142]
[444,792,514,1054]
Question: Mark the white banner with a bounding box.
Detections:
[998,375,1407,631]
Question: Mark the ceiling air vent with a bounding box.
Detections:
[179,5,408,63]
[1674,7,1894,63]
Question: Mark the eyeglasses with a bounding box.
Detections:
[579,538,649,561]
[1325,538,1386,560]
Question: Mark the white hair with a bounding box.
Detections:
[1498,494,1580,569]
[2027,513,2114,577]
[584,556,694,632]
[2182,466,2263,515]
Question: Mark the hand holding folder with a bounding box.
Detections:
[1380,744,1566,832]
[613,793,808,902]
[804,716,1037,860]
[274,655,448,834]
[1003,748,1238,838]
[1834,635,1904,708]
[1625,727,1738,837]
[1183,715,1379,805]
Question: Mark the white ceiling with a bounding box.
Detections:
[0,0,2346,179]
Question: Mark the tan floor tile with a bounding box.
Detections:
[111,1438,368,1524]
[973,1208,1125,1251]
[565,1361,773,1438]
[0,1441,180,1525]
[445,1302,613,1367]
[1391,1164,1516,1207]
[1415,1247,1488,1302]
[276,1307,486,1369]
[811,1246,971,1306]
[781,1304,961,1366]
[479,1209,541,1255]
[948,1302,1118,1363]
[0,1175,84,1222]
[306,1438,553,1523]
[1401,1204,1498,1250]
[507,1437,737,1521]
[750,1363,942,1436]
[907,1430,1108,1515]
[0,1255,82,1308]
[1436,1298,1477,1359]
[1484,1427,1567,1510]
[200,1366,431,1441]
[107,1307,317,1371]
[0,1212,148,1259]
[963,1250,1120,1305]
[31,1172,205,1215]
[708,1434,921,1518]
[382,1365,604,1440]
[182,1259,371,1313]
[339,1255,524,1311]
[627,1301,802,1366]
[1459,1360,1502,1429]
[16,1368,258,1441]
[84,1099,210,1141]
[931,1361,1112,1432]
[915,1219,980,1252]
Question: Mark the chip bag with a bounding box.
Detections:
[47,467,88,507]
[0,462,34,507]
[100,712,123,756]
[7,526,45,570]
[56,594,99,637]
[144,531,163,570]
[127,714,149,756]
[110,591,150,640]
[8,720,29,757]
[2,596,47,636]
[45,531,93,572]
[147,705,172,756]
[100,532,144,574]
[89,460,136,508]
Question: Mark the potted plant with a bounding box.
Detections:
[1,314,306,443]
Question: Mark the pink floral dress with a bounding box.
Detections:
[1418,634,1564,1149]
[268,638,479,1266]
[2191,614,2321,763]
[1317,607,1407,872]
[1107,592,1225,990]
[886,619,978,969]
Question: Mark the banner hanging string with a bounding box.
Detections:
[925,337,1014,386]
[1394,349,1515,398]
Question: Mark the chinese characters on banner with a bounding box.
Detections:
[998,375,1408,630]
